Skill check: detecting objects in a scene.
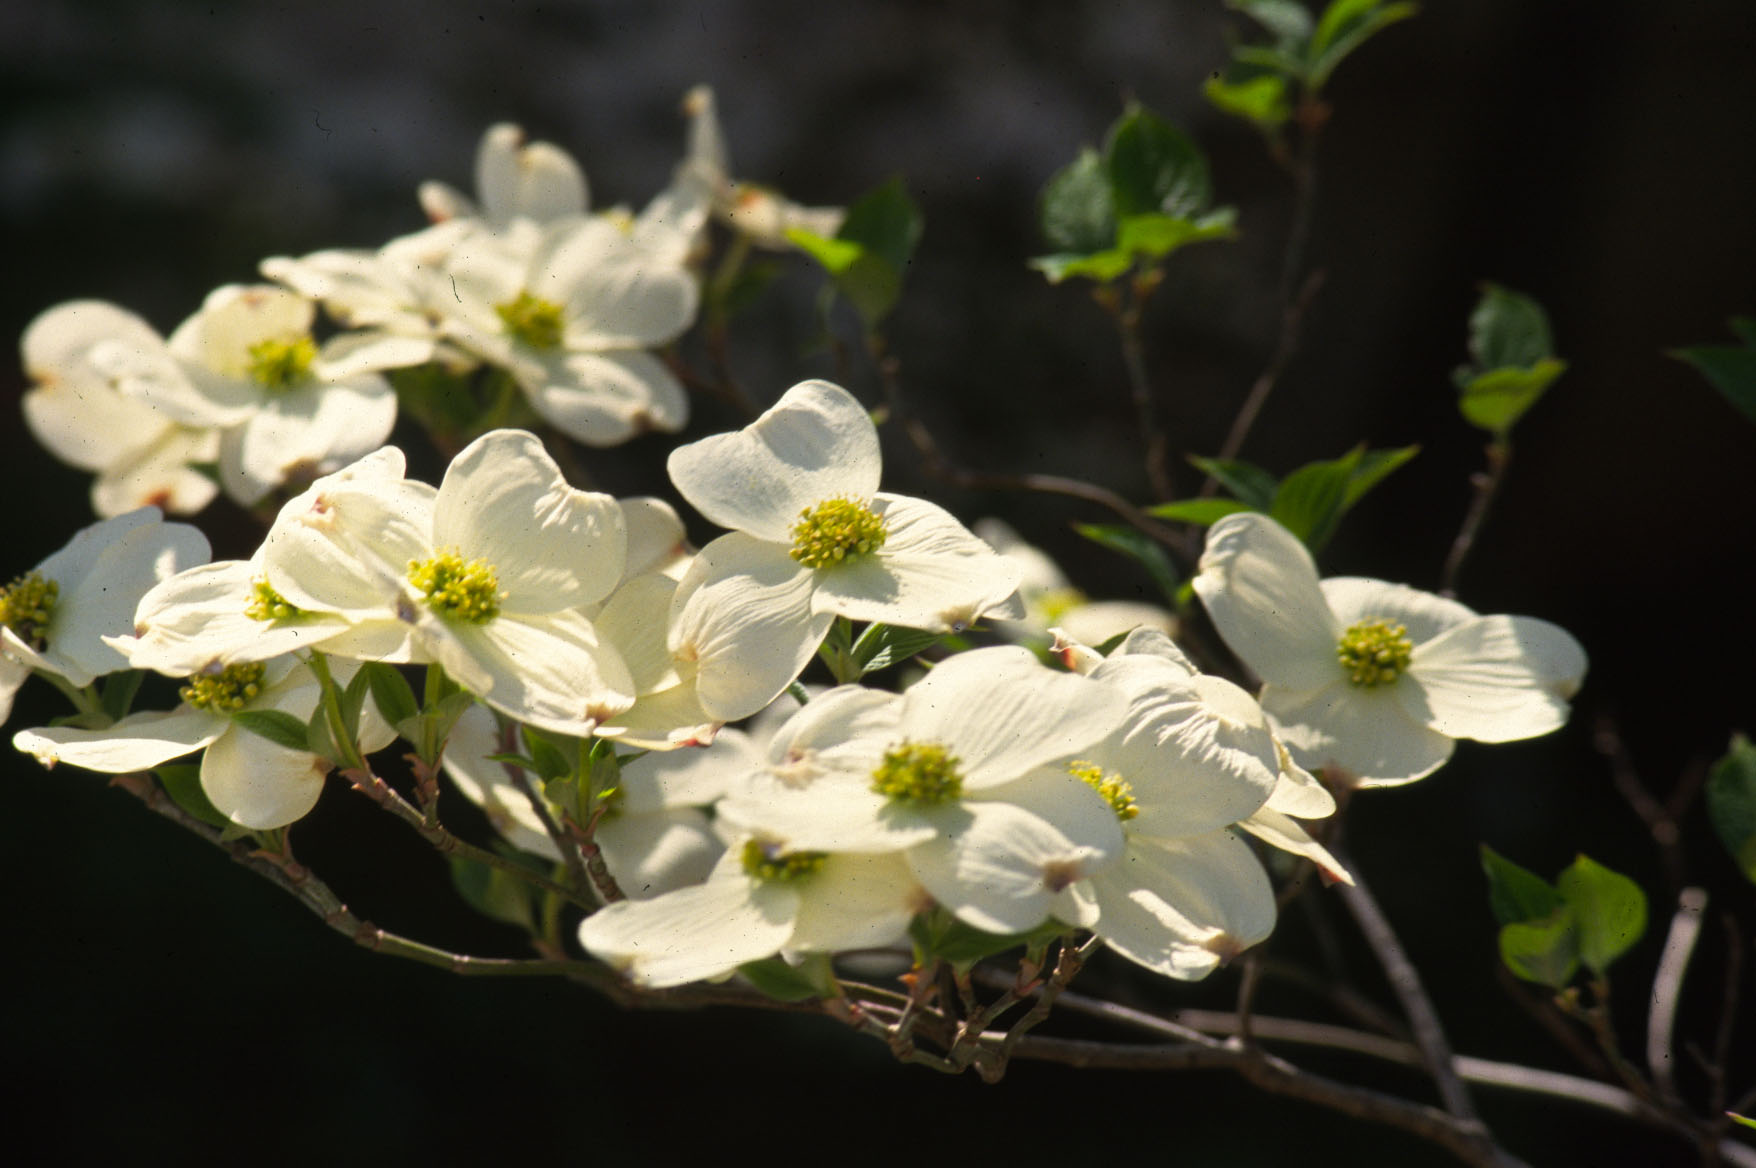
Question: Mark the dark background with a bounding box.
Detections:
[3,1,1754,1163]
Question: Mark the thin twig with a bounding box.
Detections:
[1710,913,1746,1122]
[1593,713,1687,895]
[1439,437,1511,597]
[1334,845,1480,1122]
[1649,888,1710,1104]
[1097,279,1174,501]
[1207,269,1326,483]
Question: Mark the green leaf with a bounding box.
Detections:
[1729,1112,1756,1131]
[909,908,1066,968]
[362,663,418,731]
[337,665,371,743]
[1556,854,1648,977]
[1073,523,1181,604]
[1232,43,1311,78]
[1146,497,1255,525]
[1706,734,1756,883]
[1029,247,1136,284]
[1187,455,1280,510]
[1498,907,1580,988]
[231,709,310,753]
[1480,844,1565,926]
[1456,359,1567,435]
[851,623,944,675]
[1462,283,1557,374]
[786,229,864,275]
[837,177,923,275]
[1229,0,1315,45]
[1203,74,1292,129]
[738,954,837,1003]
[155,763,232,830]
[1105,107,1212,221]
[1270,446,1361,551]
[449,855,536,932]
[1038,147,1115,255]
[1343,443,1420,506]
[1673,343,1756,426]
[1307,0,1419,91]
[520,725,578,784]
[304,700,340,766]
[1729,316,1756,347]
[99,670,144,723]
[1116,208,1238,260]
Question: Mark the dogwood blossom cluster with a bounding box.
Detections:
[19,92,831,517]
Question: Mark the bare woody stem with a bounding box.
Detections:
[1332,844,1482,1126]
[1096,278,1174,501]
[1439,436,1511,596]
[1648,887,1709,1105]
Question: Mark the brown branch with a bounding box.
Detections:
[1593,712,1687,895]
[1439,436,1511,597]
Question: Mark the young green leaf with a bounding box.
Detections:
[1480,844,1565,927]
[790,178,922,327]
[1187,455,1280,510]
[449,855,536,932]
[1203,73,1293,130]
[851,623,945,675]
[1105,107,1212,221]
[1461,283,1557,374]
[1307,0,1419,91]
[1498,907,1580,989]
[1115,208,1238,261]
[362,662,419,731]
[1555,854,1648,977]
[1147,497,1255,525]
[99,670,144,723]
[1673,340,1756,426]
[1706,734,1756,883]
[1038,147,1116,256]
[1270,447,1361,550]
[1030,248,1136,285]
[155,763,233,830]
[1073,522,1181,604]
[1456,360,1567,435]
[231,709,311,753]
[521,724,578,784]
[738,954,838,1002]
[1229,0,1315,47]
[1342,444,1420,506]
[337,664,372,743]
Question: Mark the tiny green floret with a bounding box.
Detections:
[1069,759,1138,821]
[0,571,59,650]
[1337,619,1414,688]
[741,839,828,883]
[871,740,964,806]
[495,290,566,350]
[789,497,888,570]
[408,548,504,624]
[180,661,267,713]
[244,579,306,622]
[247,335,317,390]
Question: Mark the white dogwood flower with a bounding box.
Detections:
[262,430,635,737]
[1194,512,1587,787]
[1,508,209,724]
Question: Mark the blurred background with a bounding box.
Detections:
[3,1,1754,1163]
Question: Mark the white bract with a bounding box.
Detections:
[263,430,636,736]
[21,301,223,517]
[1194,512,1588,787]
[718,646,1128,935]
[665,380,1024,720]
[14,656,393,829]
[674,87,846,249]
[976,517,1176,647]
[419,123,589,230]
[1,508,210,724]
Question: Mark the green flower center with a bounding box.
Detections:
[408,548,504,624]
[789,497,887,570]
[871,740,964,806]
[741,839,828,883]
[1337,619,1414,688]
[1068,759,1138,821]
[180,661,267,713]
[244,579,306,622]
[247,335,317,390]
[495,290,566,350]
[0,571,59,650]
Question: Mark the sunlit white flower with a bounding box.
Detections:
[1,508,209,724]
[262,430,636,737]
[21,301,222,516]
[13,655,392,829]
[579,834,925,988]
[1194,512,1587,787]
[718,646,1128,934]
[440,217,697,446]
[665,380,1024,720]
[419,123,589,230]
